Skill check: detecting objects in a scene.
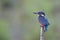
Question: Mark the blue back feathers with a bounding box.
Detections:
[38,16,49,26]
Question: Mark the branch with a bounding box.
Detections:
[40,27,44,40]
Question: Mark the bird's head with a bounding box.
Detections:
[33,11,45,16]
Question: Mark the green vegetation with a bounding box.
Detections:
[0,0,60,40]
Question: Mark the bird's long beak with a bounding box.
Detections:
[33,12,38,14]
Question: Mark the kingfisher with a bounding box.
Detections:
[33,11,50,32]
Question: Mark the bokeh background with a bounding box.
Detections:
[0,0,60,40]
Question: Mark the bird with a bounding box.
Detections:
[33,11,50,32]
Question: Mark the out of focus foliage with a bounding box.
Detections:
[0,20,9,40]
[0,0,60,40]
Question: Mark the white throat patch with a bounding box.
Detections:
[41,14,44,16]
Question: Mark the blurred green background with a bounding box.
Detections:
[0,0,60,40]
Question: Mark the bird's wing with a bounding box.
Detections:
[38,16,49,25]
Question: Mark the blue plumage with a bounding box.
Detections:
[38,15,49,31]
[33,11,50,31]
[38,16,49,26]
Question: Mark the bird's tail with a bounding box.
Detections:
[45,25,48,32]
